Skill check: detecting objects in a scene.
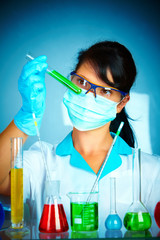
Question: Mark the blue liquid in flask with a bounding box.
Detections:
[105,214,122,230]
[105,178,122,230]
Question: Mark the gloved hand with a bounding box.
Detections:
[14,55,48,136]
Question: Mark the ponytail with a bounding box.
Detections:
[110,108,135,148]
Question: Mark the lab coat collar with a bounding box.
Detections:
[56,131,132,179]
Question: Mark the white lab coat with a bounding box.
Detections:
[23,132,160,237]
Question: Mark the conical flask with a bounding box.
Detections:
[123,148,152,231]
[39,180,69,233]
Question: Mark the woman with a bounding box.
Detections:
[0,41,159,234]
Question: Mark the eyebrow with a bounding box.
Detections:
[75,72,116,89]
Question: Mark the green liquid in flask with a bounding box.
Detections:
[71,202,98,231]
[123,212,152,231]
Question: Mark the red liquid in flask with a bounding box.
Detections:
[154,201,160,228]
[39,204,69,233]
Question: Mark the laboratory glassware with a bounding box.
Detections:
[32,113,51,182]
[39,180,69,233]
[67,192,98,232]
[0,202,5,229]
[6,137,29,236]
[26,54,82,94]
[10,137,23,229]
[86,122,124,203]
[105,177,122,230]
[123,148,152,231]
[154,201,160,228]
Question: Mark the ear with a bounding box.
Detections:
[117,94,130,113]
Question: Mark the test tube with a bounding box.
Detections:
[26,54,82,94]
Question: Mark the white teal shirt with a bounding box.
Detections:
[23,131,160,237]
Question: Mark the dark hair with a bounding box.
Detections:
[74,41,137,147]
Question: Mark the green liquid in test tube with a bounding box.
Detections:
[26,54,82,94]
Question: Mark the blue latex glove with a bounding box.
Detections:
[14,56,48,136]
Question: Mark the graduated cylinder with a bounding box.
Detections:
[10,137,23,229]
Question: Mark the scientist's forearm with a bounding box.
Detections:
[0,120,28,194]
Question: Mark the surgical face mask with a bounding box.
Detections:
[63,89,119,131]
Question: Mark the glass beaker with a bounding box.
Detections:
[39,180,69,233]
[123,148,152,231]
[6,137,29,237]
[67,192,98,232]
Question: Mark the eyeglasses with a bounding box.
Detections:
[70,71,127,102]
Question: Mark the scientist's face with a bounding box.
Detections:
[75,62,130,113]
[63,62,130,131]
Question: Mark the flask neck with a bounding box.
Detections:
[132,149,141,203]
[45,180,61,204]
[110,178,117,214]
[45,195,61,205]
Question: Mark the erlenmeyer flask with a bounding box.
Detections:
[39,180,69,233]
[123,148,152,231]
